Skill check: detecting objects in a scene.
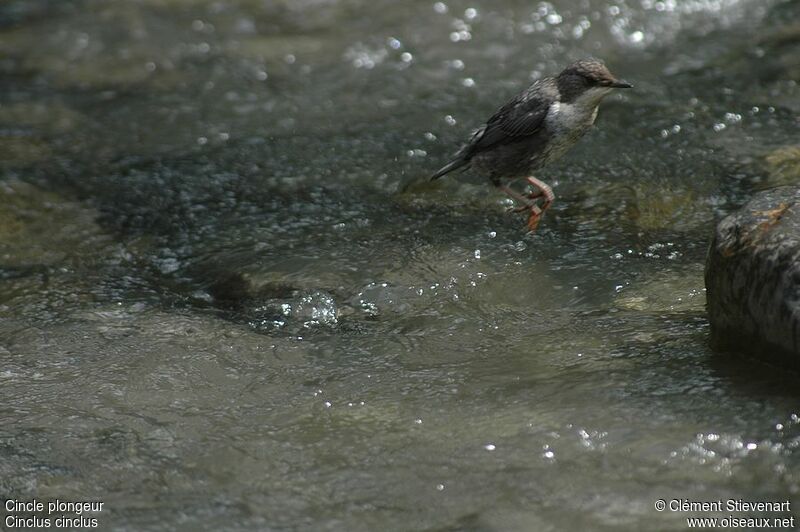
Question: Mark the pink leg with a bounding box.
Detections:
[525,177,554,211]
[523,177,554,231]
[497,183,544,232]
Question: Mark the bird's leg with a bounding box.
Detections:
[522,176,555,231]
[497,184,544,231]
[524,177,554,210]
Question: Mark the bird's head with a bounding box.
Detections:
[556,59,632,105]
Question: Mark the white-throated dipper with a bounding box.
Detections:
[431,59,632,231]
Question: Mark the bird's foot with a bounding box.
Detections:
[526,204,544,232]
[525,176,554,209]
[523,177,554,232]
[497,179,555,232]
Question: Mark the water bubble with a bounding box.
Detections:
[436,484,445,491]
[424,132,437,141]
[400,52,413,63]
[462,77,475,87]
[444,115,457,126]
[712,123,726,132]
[434,2,448,14]
[284,54,296,64]
[387,37,402,49]
[484,443,496,451]
[197,136,208,145]
[450,31,472,42]
[464,7,478,19]
[449,59,465,70]
[546,13,562,24]
[724,112,742,123]
[630,30,644,43]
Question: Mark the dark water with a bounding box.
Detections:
[1,0,800,530]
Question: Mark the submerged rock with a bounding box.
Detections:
[615,265,706,313]
[705,186,800,364]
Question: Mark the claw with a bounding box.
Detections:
[526,205,543,232]
[497,176,555,232]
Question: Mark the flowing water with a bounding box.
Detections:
[2,0,800,530]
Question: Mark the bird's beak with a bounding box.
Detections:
[609,79,633,89]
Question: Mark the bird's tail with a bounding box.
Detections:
[430,157,469,180]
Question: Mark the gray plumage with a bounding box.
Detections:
[432,59,631,185]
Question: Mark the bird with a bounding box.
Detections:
[431,58,632,231]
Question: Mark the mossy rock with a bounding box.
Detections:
[0,136,51,167]
[568,181,712,233]
[0,102,84,134]
[0,179,110,267]
[765,145,800,185]
[615,266,706,313]
[231,35,327,63]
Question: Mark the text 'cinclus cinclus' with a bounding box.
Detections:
[431,59,632,232]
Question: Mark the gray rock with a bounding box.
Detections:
[706,186,800,364]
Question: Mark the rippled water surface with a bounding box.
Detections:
[2,0,800,530]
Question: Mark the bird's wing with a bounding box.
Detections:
[460,80,556,157]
